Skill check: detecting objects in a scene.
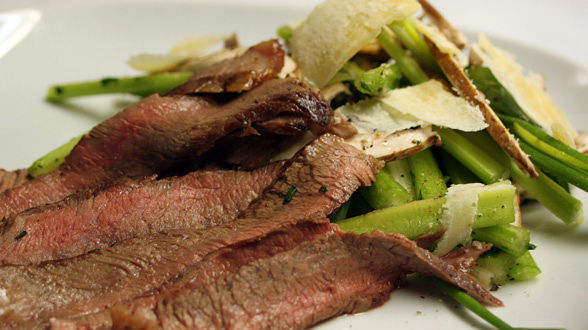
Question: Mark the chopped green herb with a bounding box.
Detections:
[277,25,294,42]
[319,186,328,193]
[283,186,298,204]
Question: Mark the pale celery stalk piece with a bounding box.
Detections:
[28,134,85,177]
[338,181,516,239]
[289,0,421,87]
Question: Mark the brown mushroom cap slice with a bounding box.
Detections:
[427,38,538,177]
[417,0,468,49]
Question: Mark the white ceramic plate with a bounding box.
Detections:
[0,1,586,329]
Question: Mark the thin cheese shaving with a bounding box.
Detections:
[380,80,488,131]
[434,183,484,256]
[290,0,421,87]
[473,34,577,143]
[337,98,424,134]
[434,181,515,256]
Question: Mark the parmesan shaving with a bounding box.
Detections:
[290,0,421,87]
[380,80,488,131]
[434,181,515,256]
[473,34,577,143]
[434,183,484,256]
[337,98,424,134]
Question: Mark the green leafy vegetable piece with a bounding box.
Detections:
[353,63,402,96]
[466,66,538,125]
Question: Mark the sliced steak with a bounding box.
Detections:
[0,134,379,328]
[442,241,493,274]
[0,169,29,194]
[111,225,500,330]
[0,78,332,220]
[167,39,284,95]
[0,163,283,265]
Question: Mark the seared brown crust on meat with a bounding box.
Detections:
[167,39,284,95]
[0,169,28,194]
[427,38,538,177]
[418,0,468,49]
[0,134,378,328]
[0,77,332,220]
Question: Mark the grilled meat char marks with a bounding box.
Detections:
[0,76,332,220]
[113,225,500,330]
[0,134,379,328]
[167,39,285,95]
[0,163,283,266]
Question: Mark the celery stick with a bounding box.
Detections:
[472,224,530,257]
[385,158,416,199]
[449,130,583,225]
[513,122,588,172]
[500,114,588,165]
[377,27,429,85]
[509,159,583,225]
[470,250,516,288]
[474,187,517,228]
[508,251,541,281]
[408,149,447,199]
[437,149,479,184]
[519,140,588,191]
[28,134,85,177]
[360,162,414,209]
[430,278,515,330]
[338,185,515,239]
[436,127,509,184]
[389,19,442,75]
[46,72,193,102]
[329,200,350,222]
